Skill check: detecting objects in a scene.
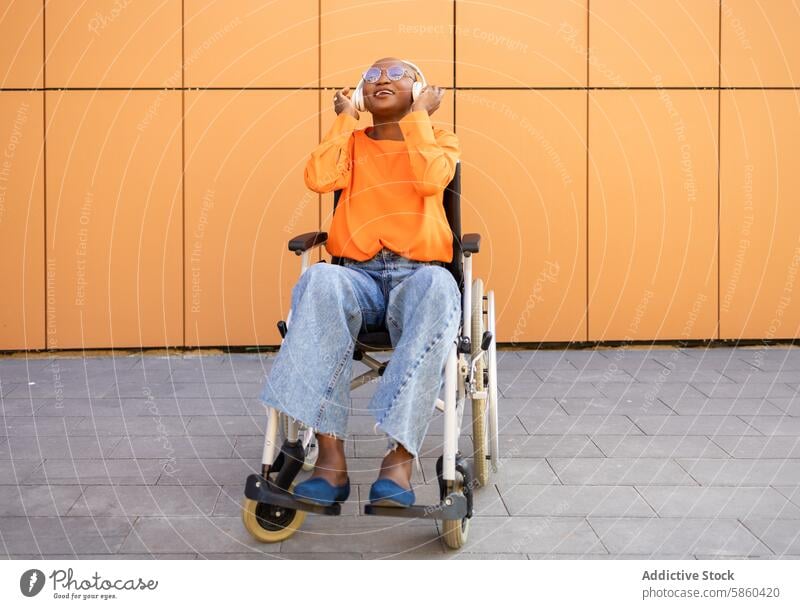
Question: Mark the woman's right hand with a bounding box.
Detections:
[334,87,359,119]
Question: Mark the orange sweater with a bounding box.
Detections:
[303,110,461,263]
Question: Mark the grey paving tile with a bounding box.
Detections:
[422,457,559,486]
[739,519,800,555]
[691,382,797,399]
[675,459,800,486]
[0,516,134,555]
[630,370,737,383]
[28,398,127,417]
[0,459,44,484]
[68,485,220,517]
[738,415,800,436]
[599,383,706,401]
[360,551,528,560]
[169,367,269,384]
[457,516,606,554]
[0,485,83,516]
[155,458,253,486]
[548,458,697,485]
[500,353,576,371]
[278,515,444,554]
[106,381,265,399]
[668,397,783,416]
[499,381,598,399]
[2,553,197,559]
[0,398,46,416]
[199,552,357,560]
[588,517,771,556]
[122,397,266,417]
[723,371,800,383]
[766,398,800,416]
[534,369,635,383]
[636,486,800,519]
[591,435,729,459]
[497,484,655,517]
[518,414,640,435]
[629,415,760,436]
[495,434,605,458]
[710,436,800,458]
[0,417,84,436]
[187,415,265,436]
[7,377,117,398]
[119,516,275,554]
[25,459,164,485]
[110,435,237,459]
[773,486,800,507]
[0,435,123,460]
[557,396,673,416]
[69,416,192,436]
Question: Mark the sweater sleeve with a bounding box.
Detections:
[303,112,359,193]
[398,110,461,197]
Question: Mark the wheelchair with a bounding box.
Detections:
[242,162,499,549]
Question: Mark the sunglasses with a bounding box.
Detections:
[361,64,415,84]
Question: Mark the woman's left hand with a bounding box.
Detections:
[411,85,445,116]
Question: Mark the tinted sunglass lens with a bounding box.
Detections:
[387,66,406,80]
[363,67,381,83]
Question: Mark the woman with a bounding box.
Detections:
[259,57,461,508]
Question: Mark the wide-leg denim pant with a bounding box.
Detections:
[259,247,461,459]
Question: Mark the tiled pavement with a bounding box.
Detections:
[1,346,799,560]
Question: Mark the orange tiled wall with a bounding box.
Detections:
[1,1,798,349]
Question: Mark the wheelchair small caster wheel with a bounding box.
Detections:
[441,476,470,550]
[241,483,306,543]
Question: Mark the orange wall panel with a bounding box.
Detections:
[588,90,718,341]
[590,0,719,87]
[456,90,587,343]
[457,0,587,87]
[720,91,800,339]
[184,90,318,346]
[0,1,43,88]
[321,0,453,87]
[184,0,317,87]
[721,0,800,87]
[45,0,182,87]
[45,91,183,348]
[0,92,44,350]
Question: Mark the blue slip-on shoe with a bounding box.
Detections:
[368,477,415,507]
[293,476,350,506]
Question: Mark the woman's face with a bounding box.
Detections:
[362,61,416,115]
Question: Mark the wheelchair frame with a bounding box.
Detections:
[242,162,499,548]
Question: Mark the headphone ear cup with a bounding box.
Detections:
[352,81,364,112]
[411,81,423,101]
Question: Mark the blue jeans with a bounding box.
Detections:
[259,247,461,458]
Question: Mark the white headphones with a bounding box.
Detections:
[352,59,427,112]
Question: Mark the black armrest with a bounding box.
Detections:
[288,231,328,254]
[461,233,481,255]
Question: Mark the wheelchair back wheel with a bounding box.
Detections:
[470,278,489,487]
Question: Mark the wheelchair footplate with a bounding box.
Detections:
[364,492,469,520]
[244,474,342,516]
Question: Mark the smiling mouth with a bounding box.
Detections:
[374,90,394,97]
